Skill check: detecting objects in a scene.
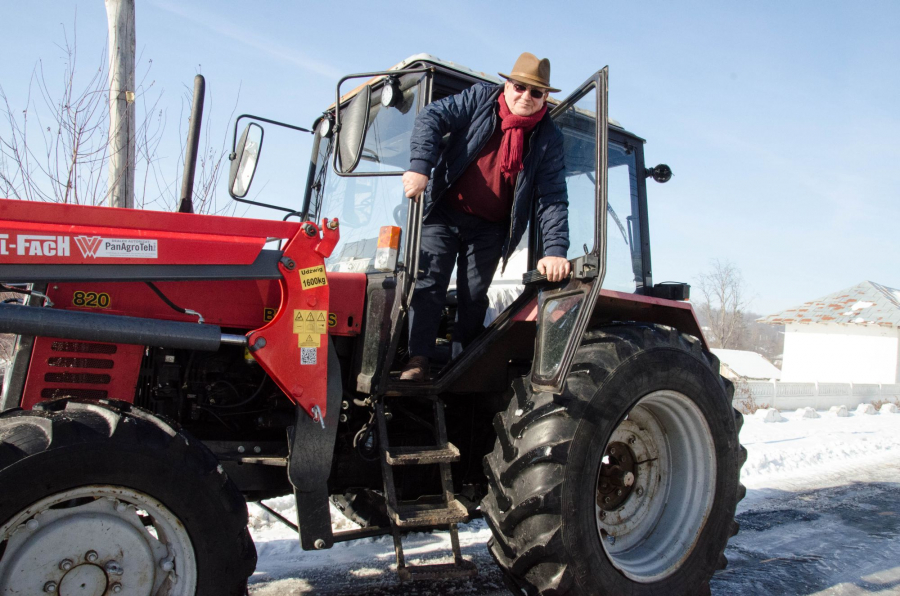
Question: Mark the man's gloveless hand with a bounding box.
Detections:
[403,171,429,200]
[537,256,571,282]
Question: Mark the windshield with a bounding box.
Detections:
[311,73,423,273]
[605,140,642,292]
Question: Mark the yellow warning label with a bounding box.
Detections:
[293,310,327,334]
[298,333,321,348]
[299,265,328,290]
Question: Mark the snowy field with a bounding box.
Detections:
[248,405,900,595]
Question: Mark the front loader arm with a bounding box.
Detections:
[0,198,339,421]
[247,219,340,421]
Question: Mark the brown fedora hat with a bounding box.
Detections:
[499,52,561,93]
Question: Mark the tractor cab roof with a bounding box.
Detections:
[326,53,633,137]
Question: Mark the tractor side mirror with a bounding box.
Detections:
[335,84,372,174]
[229,122,264,198]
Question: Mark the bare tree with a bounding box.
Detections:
[0,15,232,214]
[696,259,749,349]
[0,17,162,206]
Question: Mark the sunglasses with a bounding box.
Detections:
[511,83,546,99]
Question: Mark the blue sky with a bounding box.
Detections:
[2,1,898,314]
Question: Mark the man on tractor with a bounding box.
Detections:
[399,52,572,381]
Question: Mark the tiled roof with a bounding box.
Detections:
[758,281,900,328]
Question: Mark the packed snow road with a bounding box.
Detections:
[248,408,900,595]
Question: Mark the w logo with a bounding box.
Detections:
[74,236,103,258]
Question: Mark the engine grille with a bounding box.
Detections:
[22,338,144,410]
[40,341,115,401]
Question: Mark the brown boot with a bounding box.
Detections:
[399,356,429,381]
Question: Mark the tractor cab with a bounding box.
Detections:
[230,54,679,397]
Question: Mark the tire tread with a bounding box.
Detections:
[482,323,746,595]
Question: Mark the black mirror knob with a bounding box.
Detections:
[646,164,672,183]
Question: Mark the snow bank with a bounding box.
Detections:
[754,408,784,423]
[855,403,877,415]
[880,403,899,414]
[796,406,819,419]
[740,407,900,487]
[828,405,849,417]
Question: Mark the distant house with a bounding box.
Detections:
[758,281,900,383]
[711,349,781,382]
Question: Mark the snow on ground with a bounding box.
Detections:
[248,406,900,595]
[739,406,900,492]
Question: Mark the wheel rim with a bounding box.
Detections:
[0,485,197,595]
[595,390,716,582]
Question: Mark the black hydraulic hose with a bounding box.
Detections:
[0,303,240,351]
[145,282,202,322]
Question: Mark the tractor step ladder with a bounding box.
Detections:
[375,398,477,581]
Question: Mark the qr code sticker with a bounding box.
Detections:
[301,347,317,365]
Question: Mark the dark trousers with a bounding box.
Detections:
[408,204,505,358]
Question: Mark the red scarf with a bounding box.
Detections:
[498,94,547,177]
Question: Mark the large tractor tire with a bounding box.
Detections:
[0,399,256,596]
[482,324,746,595]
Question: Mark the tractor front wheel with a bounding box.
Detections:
[482,324,746,595]
[0,399,256,596]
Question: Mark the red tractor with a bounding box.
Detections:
[0,55,744,595]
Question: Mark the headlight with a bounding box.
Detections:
[381,76,401,108]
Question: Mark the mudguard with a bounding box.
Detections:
[287,339,343,550]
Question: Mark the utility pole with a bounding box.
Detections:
[105,0,135,208]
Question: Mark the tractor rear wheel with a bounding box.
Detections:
[482,324,746,595]
[0,399,256,596]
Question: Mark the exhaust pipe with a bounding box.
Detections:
[178,74,206,214]
[0,303,246,352]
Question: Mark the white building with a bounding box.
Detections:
[759,281,900,383]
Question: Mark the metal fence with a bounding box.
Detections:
[736,381,900,410]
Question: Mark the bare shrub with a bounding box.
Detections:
[870,398,899,411]
[733,378,769,415]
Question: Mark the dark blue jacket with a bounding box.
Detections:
[408,83,568,266]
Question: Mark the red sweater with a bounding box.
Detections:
[445,125,514,223]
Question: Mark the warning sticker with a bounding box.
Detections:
[299,265,328,290]
[298,333,321,348]
[293,310,328,334]
[301,347,317,365]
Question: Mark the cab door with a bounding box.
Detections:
[530,68,608,393]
